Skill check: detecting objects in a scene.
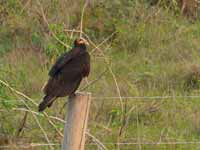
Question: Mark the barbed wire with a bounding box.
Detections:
[92,95,200,100]
[0,143,60,149]
[1,141,200,149]
[1,95,200,103]
[99,141,200,145]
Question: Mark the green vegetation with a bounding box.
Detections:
[0,0,200,149]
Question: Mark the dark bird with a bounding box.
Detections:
[38,38,90,112]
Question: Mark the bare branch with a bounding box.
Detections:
[36,0,71,49]
[80,0,89,38]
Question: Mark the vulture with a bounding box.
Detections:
[38,38,90,112]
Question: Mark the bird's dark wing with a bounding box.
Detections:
[82,52,90,77]
[48,48,80,77]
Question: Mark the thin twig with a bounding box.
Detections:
[86,132,108,150]
[90,31,117,54]
[80,67,109,91]
[80,0,88,38]
[20,0,32,14]
[16,111,28,137]
[13,108,65,123]
[70,29,75,39]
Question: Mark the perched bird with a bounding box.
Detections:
[38,38,90,112]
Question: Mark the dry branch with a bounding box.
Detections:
[16,111,28,137]
[0,79,63,138]
[0,79,53,150]
[80,0,89,38]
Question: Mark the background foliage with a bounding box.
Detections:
[0,0,200,149]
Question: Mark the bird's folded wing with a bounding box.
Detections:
[48,50,76,77]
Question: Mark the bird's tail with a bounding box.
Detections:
[38,95,55,112]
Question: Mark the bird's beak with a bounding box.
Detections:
[80,38,89,46]
[85,40,89,46]
[83,38,89,46]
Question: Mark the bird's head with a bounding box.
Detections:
[74,38,89,49]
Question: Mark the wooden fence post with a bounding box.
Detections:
[62,92,91,150]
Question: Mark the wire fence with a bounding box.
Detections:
[92,95,200,100]
[1,141,200,149]
[1,95,200,148]
[1,95,200,103]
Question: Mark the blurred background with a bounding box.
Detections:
[0,0,200,149]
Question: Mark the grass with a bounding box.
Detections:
[1,0,200,149]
